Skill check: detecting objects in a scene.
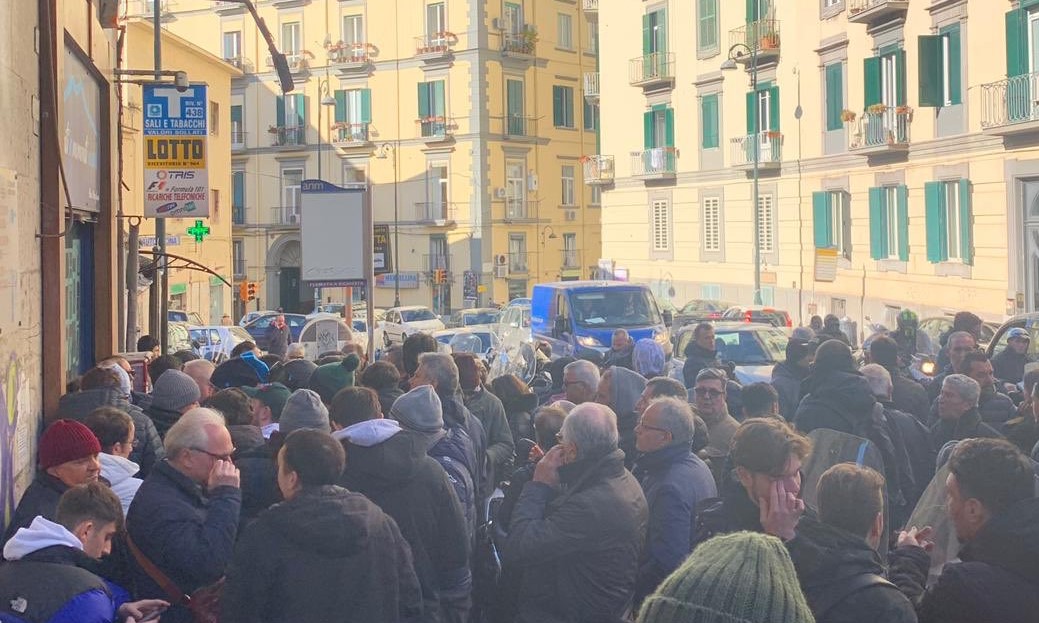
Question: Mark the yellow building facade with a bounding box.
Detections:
[598,0,1039,328]
[126,0,600,315]
[121,20,237,330]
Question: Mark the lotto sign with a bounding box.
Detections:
[142,84,210,217]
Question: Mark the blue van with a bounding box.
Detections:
[531,281,672,360]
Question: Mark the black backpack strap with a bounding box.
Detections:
[811,573,896,620]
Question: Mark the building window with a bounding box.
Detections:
[868,185,909,262]
[230,105,243,145]
[590,186,602,206]
[643,9,667,56]
[697,0,718,55]
[418,80,447,136]
[281,168,303,224]
[644,106,675,148]
[552,86,575,128]
[701,283,722,300]
[588,20,599,54]
[505,159,526,218]
[233,239,245,277]
[562,233,578,269]
[701,94,719,149]
[342,161,367,187]
[222,31,241,60]
[426,163,449,218]
[209,102,219,135]
[652,199,670,252]
[812,190,851,260]
[864,48,907,114]
[281,21,302,55]
[275,94,305,145]
[703,197,721,252]
[211,189,220,223]
[334,89,372,140]
[925,179,973,264]
[919,24,962,107]
[426,2,446,36]
[583,99,599,131]
[757,194,775,254]
[557,13,573,50]
[232,170,245,225]
[561,165,576,207]
[509,234,528,272]
[824,62,844,132]
[342,14,364,44]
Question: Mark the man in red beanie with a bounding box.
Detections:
[2,419,101,546]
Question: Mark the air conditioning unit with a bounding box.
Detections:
[288,214,300,224]
[492,17,503,30]
[494,254,508,266]
[494,265,508,278]
[564,210,577,222]
[527,174,539,191]
[494,187,507,199]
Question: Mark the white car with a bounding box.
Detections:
[382,306,445,347]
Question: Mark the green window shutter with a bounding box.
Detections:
[230,105,242,124]
[656,9,668,53]
[507,80,523,117]
[664,107,675,147]
[642,13,652,54]
[293,94,305,126]
[360,89,372,123]
[897,185,910,261]
[924,181,947,263]
[334,90,346,123]
[959,179,973,265]
[417,83,430,118]
[864,57,882,108]
[918,35,944,108]
[553,86,563,126]
[232,170,244,207]
[746,91,756,134]
[895,49,907,106]
[746,0,757,22]
[701,94,719,149]
[432,81,445,117]
[276,95,285,126]
[768,85,780,131]
[825,63,843,131]
[812,191,833,249]
[868,187,887,260]
[1007,9,1028,78]
[944,25,962,105]
[644,111,655,149]
[583,98,592,130]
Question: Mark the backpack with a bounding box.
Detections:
[430,425,478,540]
[807,573,897,621]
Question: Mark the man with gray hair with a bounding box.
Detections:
[127,408,241,623]
[183,359,216,402]
[603,328,635,370]
[631,397,716,604]
[504,402,648,622]
[928,330,978,402]
[562,359,600,404]
[931,373,1002,452]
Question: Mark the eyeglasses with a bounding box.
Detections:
[693,387,724,399]
[635,420,670,435]
[190,447,236,462]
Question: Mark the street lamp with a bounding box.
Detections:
[377,142,401,307]
[722,42,763,306]
[316,77,336,181]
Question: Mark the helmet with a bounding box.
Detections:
[896,309,919,330]
[1007,327,1031,342]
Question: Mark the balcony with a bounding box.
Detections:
[981,72,1039,137]
[271,206,301,227]
[849,107,912,155]
[266,52,310,75]
[415,202,458,226]
[582,0,598,14]
[629,52,675,90]
[232,206,245,226]
[223,56,252,73]
[630,147,677,180]
[214,1,245,15]
[561,248,581,270]
[231,130,246,152]
[582,155,615,185]
[502,29,537,59]
[331,123,371,147]
[499,115,538,139]
[415,32,458,61]
[583,72,600,102]
[508,252,530,275]
[729,19,781,65]
[495,198,539,222]
[269,126,306,148]
[328,42,373,74]
[417,116,455,142]
[730,132,784,172]
[848,0,910,25]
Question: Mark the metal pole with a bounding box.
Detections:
[751,41,762,306]
[126,223,140,350]
[153,1,169,353]
[315,79,323,314]
[393,146,401,307]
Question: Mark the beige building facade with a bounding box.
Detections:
[127,0,601,315]
[598,0,1039,329]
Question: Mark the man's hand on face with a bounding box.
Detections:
[207,459,241,490]
[532,445,566,489]
[759,480,804,541]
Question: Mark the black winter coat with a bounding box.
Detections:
[126,460,241,623]
[504,449,648,623]
[886,368,931,424]
[795,369,877,435]
[376,386,404,416]
[681,342,719,389]
[227,424,278,528]
[144,403,183,440]
[772,360,808,421]
[889,497,1039,623]
[787,516,916,623]
[928,408,1002,452]
[221,485,423,623]
[1,473,67,547]
[880,401,935,510]
[340,430,470,619]
[694,477,764,545]
[57,387,165,477]
[992,348,1032,385]
[499,391,538,447]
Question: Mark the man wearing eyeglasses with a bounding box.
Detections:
[693,368,740,461]
[126,408,241,623]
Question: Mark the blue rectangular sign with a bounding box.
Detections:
[142,84,208,136]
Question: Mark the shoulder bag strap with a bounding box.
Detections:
[126,533,191,607]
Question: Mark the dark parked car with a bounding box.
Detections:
[721,305,793,328]
[243,313,308,350]
[673,299,734,328]
[445,307,501,329]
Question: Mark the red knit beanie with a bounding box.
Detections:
[39,419,101,470]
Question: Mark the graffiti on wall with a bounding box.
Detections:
[0,356,33,529]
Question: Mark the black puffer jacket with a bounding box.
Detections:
[504,449,648,623]
[340,429,470,619]
[221,485,423,623]
[500,391,539,447]
[787,516,916,623]
[144,403,183,440]
[1,473,67,546]
[890,497,1039,623]
[795,369,878,436]
[772,360,808,421]
[681,342,720,389]
[228,424,278,528]
[884,367,931,424]
[56,387,165,477]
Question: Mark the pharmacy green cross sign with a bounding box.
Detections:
[187,220,210,243]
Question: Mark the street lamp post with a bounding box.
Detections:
[315,76,336,312]
[722,41,762,305]
[378,143,401,307]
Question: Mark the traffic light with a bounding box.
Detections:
[433,268,447,285]
[238,281,249,301]
[246,281,259,301]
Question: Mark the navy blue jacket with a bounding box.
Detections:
[126,460,241,623]
[632,444,717,603]
[1,474,68,547]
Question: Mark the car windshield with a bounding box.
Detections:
[401,309,437,322]
[436,332,493,352]
[571,290,661,328]
[229,327,254,342]
[677,328,788,365]
[464,311,500,326]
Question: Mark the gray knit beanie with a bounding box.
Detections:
[390,385,444,434]
[279,389,330,435]
[638,531,815,623]
[151,369,202,412]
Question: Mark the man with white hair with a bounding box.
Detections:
[504,402,648,623]
[562,359,600,404]
[127,408,242,623]
[931,374,1002,452]
[285,342,306,360]
[183,359,216,402]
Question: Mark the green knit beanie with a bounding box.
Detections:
[308,353,361,405]
[637,531,815,623]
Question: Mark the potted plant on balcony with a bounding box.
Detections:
[867,103,888,115]
[760,32,779,50]
[765,130,783,140]
[840,109,857,123]
[521,25,538,54]
[895,105,913,116]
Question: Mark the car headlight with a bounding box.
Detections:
[576,335,602,348]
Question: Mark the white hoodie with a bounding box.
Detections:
[332,418,401,447]
[3,516,84,561]
[99,452,142,516]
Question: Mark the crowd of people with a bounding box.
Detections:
[0,309,1037,623]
